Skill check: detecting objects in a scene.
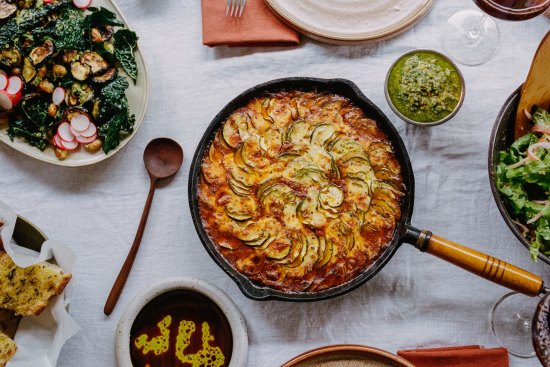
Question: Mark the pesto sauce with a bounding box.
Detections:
[388,51,462,123]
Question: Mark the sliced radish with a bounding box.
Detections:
[0,91,13,111]
[60,139,79,150]
[44,0,53,3]
[76,134,97,144]
[53,134,65,149]
[70,125,83,137]
[80,123,97,138]
[8,90,21,106]
[0,74,7,90]
[58,122,75,142]
[73,0,92,9]
[52,87,65,106]
[6,76,22,95]
[70,114,90,131]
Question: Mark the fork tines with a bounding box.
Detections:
[226,0,246,17]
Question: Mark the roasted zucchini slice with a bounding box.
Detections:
[29,40,53,65]
[71,62,91,81]
[80,51,109,75]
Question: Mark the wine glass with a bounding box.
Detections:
[442,0,550,66]
[490,290,550,365]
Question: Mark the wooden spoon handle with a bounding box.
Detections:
[104,181,156,315]
[412,230,544,297]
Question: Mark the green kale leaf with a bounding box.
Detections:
[49,7,87,51]
[85,7,124,27]
[97,76,135,153]
[0,0,71,49]
[7,97,54,151]
[113,29,138,82]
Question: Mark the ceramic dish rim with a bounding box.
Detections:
[0,0,150,167]
[281,344,415,367]
[115,277,248,367]
[264,0,434,44]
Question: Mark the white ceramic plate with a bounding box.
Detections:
[265,0,434,45]
[115,277,248,367]
[0,0,149,167]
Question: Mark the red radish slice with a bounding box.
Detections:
[52,87,65,106]
[0,91,13,111]
[58,122,75,142]
[70,126,83,138]
[53,134,65,149]
[44,0,53,3]
[6,76,22,95]
[76,134,97,144]
[80,123,97,138]
[9,91,22,106]
[70,114,90,131]
[73,0,92,9]
[0,74,7,90]
[60,139,79,150]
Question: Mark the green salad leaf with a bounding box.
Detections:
[496,107,550,261]
[113,29,138,82]
[85,7,124,27]
[0,0,71,49]
[98,76,135,153]
[49,7,87,51]
[7,97,54,151]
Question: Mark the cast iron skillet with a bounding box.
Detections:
[189,77,546,301]
[489,85,550,265]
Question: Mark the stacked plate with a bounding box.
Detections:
[265,0,434,45]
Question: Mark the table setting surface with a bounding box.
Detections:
[1,0,550,366]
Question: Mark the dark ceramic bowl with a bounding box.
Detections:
[12,215,48,251]
[488,86,550,265]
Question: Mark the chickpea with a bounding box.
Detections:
[52,64,67,79]
[84,139,102,152]
[54,147,68,160]
[11,68,21,76]
[47,103,58,117]
[91,28,103,43]
[38,80,54,94]
[37,65,47,79]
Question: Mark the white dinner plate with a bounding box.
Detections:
[265,0,434,45]
[0,0,149,167]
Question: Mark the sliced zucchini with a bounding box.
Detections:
[242,136,268,168]
[261,97,274,122]
[229,178,253,196]
[265,239,292,260]
[208,143,224,165]
[92,67,117,83]
[0,1,16,19]
[276,151,303,162]
[296,92,315,118]
[314,238,333,268]
[319,184,344,208]
[29,41,53,65]
[330,156,341,179]
[244,231,270,247]
[223,113,250,149]
[215,130,232,151]
[225,208,253,222]
[22,57,36,83]
[289,94,302,119]
[256,178,278,199]
[310,123,335,146]
[233,145,253,173]
[80,51,108,75]
[71,62,90,81]
[236,228,265,243]
[285,119,309,145]
[284,235,308,268]
[297,195,327,228]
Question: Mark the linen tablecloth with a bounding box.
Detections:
[1,1,549,366]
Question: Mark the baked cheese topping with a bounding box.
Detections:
[198,91,403,292]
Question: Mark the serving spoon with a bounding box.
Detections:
[515,30,550,139]
[104,138,184,316]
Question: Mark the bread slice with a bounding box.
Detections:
[0,330,16,367]
[0,252,72,316]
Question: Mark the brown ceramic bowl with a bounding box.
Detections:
[488,85,550,265]
[281,345,414,367]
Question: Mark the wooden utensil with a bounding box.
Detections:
[104,138,184,316]
[515,30,550,139]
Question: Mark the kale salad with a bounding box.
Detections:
[0,0,138,159]
[496,106,550,260]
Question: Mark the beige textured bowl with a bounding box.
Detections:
[0,0,149,167]
[282,345,415,367]
[115,277,248,367]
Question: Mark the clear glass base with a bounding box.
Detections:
[490,292,538,358]
[442,10,500,66]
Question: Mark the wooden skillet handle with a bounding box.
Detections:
[411,229,544,297]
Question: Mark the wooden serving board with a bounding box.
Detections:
[515,31,550,139]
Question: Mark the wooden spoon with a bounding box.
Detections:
[104,138,184,316]
[515,30,550,139]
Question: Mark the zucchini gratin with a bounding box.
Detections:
[198,91,403,292]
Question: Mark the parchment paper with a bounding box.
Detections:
[0,199,80,367]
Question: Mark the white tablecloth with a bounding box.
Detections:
[1,1,550,366]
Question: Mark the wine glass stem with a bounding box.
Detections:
[468,14,487,40]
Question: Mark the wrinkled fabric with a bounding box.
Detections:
[0,1,549,366]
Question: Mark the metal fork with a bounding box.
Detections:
[226,0,246,17]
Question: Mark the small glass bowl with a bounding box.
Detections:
[384,49,465,127]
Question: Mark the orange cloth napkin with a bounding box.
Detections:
[201,0,300,47]
[397,345,509,367]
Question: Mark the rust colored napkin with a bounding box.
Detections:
[397,345,509,367]
[201,0,300,47]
